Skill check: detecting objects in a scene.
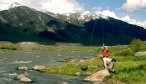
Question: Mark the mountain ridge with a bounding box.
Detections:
[0,6,146,45]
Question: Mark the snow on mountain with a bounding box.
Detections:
[0,2,21,11]
[9,2,21,9]
[48,11,109,24]
[79,11,108,21]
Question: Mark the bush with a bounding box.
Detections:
[0,45,20,50]
[130,39,143,52]
[116,48,134,56]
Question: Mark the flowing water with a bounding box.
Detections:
[0,50,97,84]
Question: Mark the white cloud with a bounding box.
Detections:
[122,0,146,11]
[137,21,146,28]
[121,15,137,24]
[101,10,120,19]
[41,0,84,14]
[0,0,84,14]
[92,7,102,11]
[94,10,146,29]
[0,0,146,29]
[121,15,146,28]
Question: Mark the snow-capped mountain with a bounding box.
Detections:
[78,11,108,20]
[9,2,21,9]
[0,2,21,11]
[1,6,146,45]
[46,11,109,25]
[64,11,108,21]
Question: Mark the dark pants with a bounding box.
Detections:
[107,61,115,73]
[103,56,108,58]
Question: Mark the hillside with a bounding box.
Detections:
[0,6,146,45]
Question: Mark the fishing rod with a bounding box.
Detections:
[90,20,96,46]
[90,18,105,46]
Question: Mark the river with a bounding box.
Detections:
[0,50,97,84]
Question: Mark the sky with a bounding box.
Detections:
[0,0,146,28]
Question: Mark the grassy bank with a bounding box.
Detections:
[0,41,99,52]
[42,46,146,84]
[0,41,146,83]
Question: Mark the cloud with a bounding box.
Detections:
[94,10,146,29]
[0,0,145,29]
[121,15,137,24]
[0,0,84,14]
[137,21,146,28]
[0,0,31,10]
[122,0,146,11]
[41,0,84,14]
[92,7,102,11]
[121,15,146,28]
[101,10,120,19]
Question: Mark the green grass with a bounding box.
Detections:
[42,58,103,76]
[107,56,146,84]
[0,41,99,52]
[0,41,20,51]
[42,45,146,84]
[0,41,146,83]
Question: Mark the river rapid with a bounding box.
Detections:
[0,50,96,84]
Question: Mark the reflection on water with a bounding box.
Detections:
[12,60,32,64]
[0,50,96,84]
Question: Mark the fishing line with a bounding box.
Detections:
[90,20,97,46]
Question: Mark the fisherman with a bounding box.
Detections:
[100,56,116,73]
[102,46,108,58]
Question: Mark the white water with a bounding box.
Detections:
[0,50,96,84]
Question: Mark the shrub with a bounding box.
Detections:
[0,45,20,50]
[130,39,143,52]
[116,48,134,56]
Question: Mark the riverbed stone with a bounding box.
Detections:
[16,74,32,83]
[79,60,85,62]
[68,60,78,63]
[16,66,28,71]
[32,65,45,71]
[90,58,95,61]
[74,72,81,76]
[134,52,146,56]
[84,69,110,82]
[60,81,68,84]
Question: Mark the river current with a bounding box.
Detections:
[0,50,96,84]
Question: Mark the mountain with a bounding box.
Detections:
[0,6,146,45]
[9,2,21,9]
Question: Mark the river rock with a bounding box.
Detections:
[79,60,85,62]
[74,72,81,76]
[90,58,95,61]
[16,66,28,71]
[134,52,146,56]
[68,60,78,63]
[15,74,32,83]
[84,69,110,82]
[32,65,45,71]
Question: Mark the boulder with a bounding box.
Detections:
[16,66,28,71]
[15,74,32,83]
[32,65,45,72]
[134,52,146,56]
[84,69,110,82]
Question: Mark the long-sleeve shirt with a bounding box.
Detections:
[103,48,108,57]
